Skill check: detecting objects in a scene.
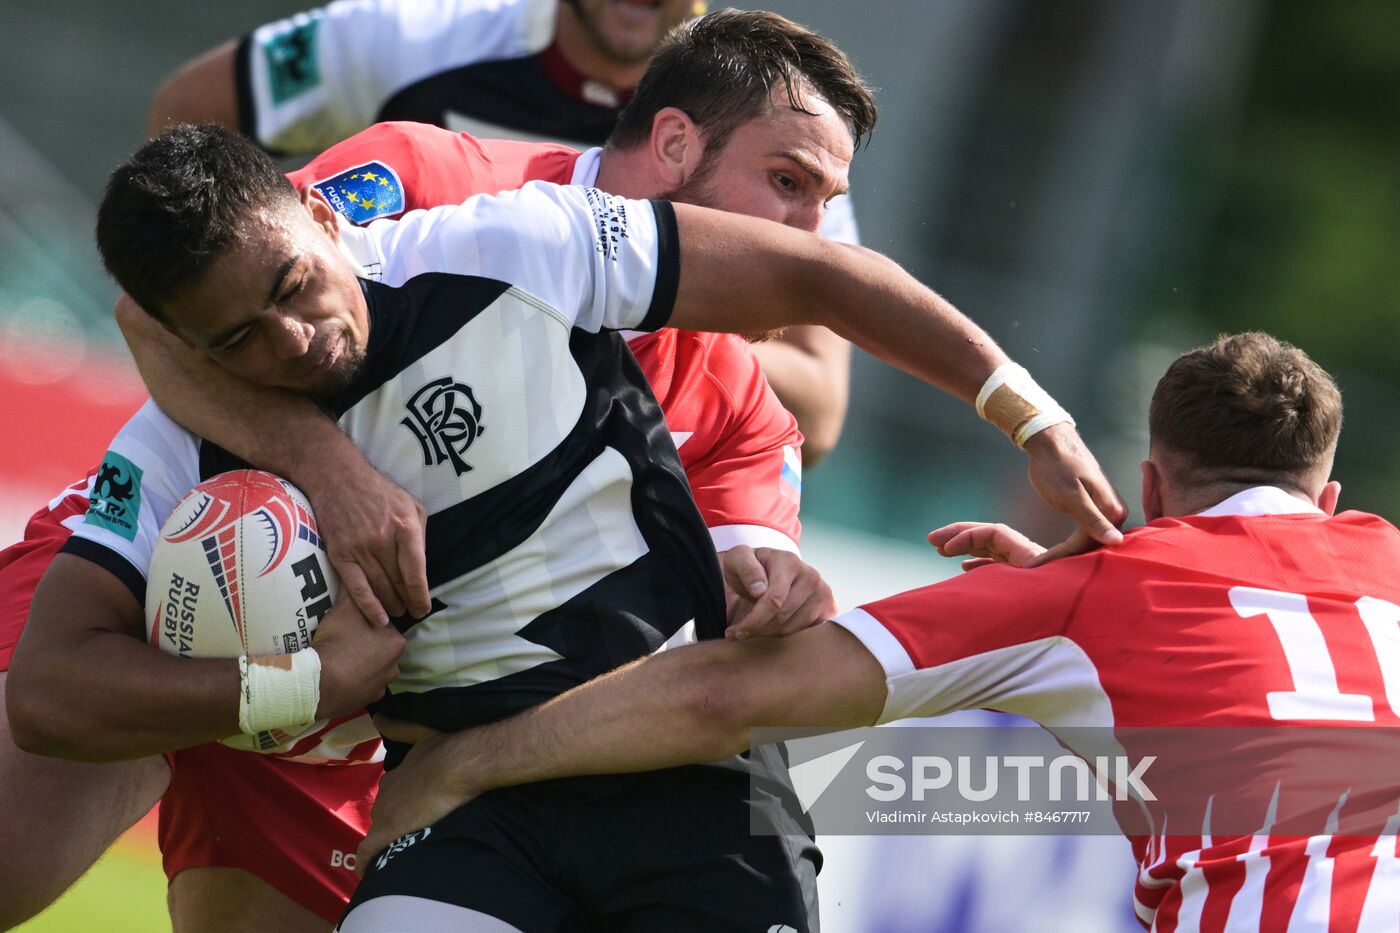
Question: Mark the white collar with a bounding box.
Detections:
[336,224,382,280]
[569,147,604,188]
[1196,485,1325,518]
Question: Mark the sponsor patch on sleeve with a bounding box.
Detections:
[262,14,322,105]
[584,188,632,261]
[83,451,144,542]
[312,160,406,224]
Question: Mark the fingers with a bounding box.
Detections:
[927,522,986,554]
[927,522,1046,568]
[720,546,769,601]
[1065,482,1125,547]
[338,562,389,627]
[727,575,794,638]
[1026,527,1100,567]
[726,551,833,639]
[395,519,432,619]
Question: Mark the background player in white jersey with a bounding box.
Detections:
[146,0,860,464]
[360,333,1400,931]
[11,120,1120,930]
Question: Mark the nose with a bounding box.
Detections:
[272,314,314,360]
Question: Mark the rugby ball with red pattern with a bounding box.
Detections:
[145,470,339,752]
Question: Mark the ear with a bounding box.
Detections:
[647,107,706,189]
[1317,480,1341,516]
[302,185,341,241]
[1141,459,1165,522]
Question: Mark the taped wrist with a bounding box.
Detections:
[238,648,321,736]
[976,363,1075,448]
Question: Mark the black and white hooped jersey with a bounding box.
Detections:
[235,0,861,243]
[68,181,724,735]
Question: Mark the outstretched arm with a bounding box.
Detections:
[665,203,1128,549]
[358,622,885,866]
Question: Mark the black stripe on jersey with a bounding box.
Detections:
[233,35,262,149]
[376,545,709,730]
[60,537,148,605]
[641,200,679,333]
[378,54,619,149]
[410,326,724,624]
[198,441,252,481]
[329,275,512,416]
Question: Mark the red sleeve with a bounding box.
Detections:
[836,554,1108,723]
[0,480,89,671]
[636,331,803,551]
[289,122,582,218]
[859,555,1101,671]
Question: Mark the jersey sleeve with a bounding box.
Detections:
[236,0,555,154]
[0,479,92,671]
[62,402,202,603]
[832,555,1106,726]
[686,336,804,553]
[370,182,679,333]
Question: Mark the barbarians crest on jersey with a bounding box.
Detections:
[401,377,487,476]
[312,160,406,225]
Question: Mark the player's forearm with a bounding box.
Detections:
[118,296,361,501]
[7,631,241,762]
[443,643,757,798]
[147,41,240,136]
[670,207,1009,407]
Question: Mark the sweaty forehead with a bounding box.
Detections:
[762,81,856,165]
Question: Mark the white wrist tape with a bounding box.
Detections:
[975,363,1075,449]
[238,649,322,736]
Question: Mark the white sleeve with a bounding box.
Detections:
[370,181,680,333]
[66,402,202,598]
[237,0,555,153]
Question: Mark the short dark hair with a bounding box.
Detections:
[609,9,877,156]
[96,123,300,317]
[1150,332,1342,482]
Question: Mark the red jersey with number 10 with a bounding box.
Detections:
[834,487,1400,931]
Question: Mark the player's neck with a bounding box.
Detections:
[1171,481,1317,518]
[594,146,664,200]
[554,8,651,94]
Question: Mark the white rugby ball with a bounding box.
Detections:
[146,469,338,753]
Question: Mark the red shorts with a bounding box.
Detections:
[159,743,382,924]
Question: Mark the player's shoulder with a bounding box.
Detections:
[315,0,555,60]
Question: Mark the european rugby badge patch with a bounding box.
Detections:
[313,161,405,225]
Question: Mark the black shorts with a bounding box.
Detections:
[340,764,820,932]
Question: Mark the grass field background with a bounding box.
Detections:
[16,810,170,933]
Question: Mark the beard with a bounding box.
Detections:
[306,332,367,403]
[660,157,787,345]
